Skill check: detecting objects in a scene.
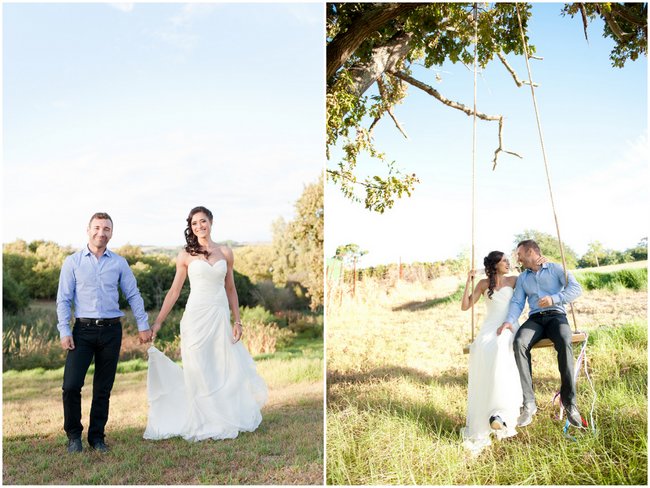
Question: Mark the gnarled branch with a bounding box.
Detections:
[391,70,522,169]
[327,3,423,81]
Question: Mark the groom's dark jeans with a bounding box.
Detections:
[513,311,576,408]
[62,320,122,444]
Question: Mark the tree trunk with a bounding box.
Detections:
[327,3,423,81]
[347,31,414,97]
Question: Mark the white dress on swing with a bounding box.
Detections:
[143,259,268,442]
[462,286,522,456]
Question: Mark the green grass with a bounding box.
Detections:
[575,268,647,291]
[327,278,647,485]
[3,334,323,484]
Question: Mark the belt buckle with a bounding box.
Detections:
[94,319,104,326]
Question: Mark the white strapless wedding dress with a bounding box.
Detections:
[462,286,522,456]
[143,259,268,442]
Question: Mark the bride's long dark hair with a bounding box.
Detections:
[483,251,505,299]
[184,206,213,258]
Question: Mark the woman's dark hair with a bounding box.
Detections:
[483,251,505,299]
[184,206,214,257]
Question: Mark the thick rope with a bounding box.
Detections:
[514,4,577,332]
[470,3,478,343]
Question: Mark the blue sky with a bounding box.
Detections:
[3,3,324,247]
[326,3,648,266]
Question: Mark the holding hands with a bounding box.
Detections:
[150,323,162,342]
[139,329,153,344]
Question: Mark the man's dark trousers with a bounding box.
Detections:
[62,321,122,444]
[513,311,576,407]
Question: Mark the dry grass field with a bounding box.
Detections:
[327,268,647,485]
[3,345,323,485]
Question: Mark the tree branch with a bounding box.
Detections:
[347,31,414,97]
[391,70,522,169]
[370,76,409,139]
[496,51,539,87]
[327,3,423,81]
[598,5,631,42]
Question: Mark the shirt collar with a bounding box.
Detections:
[83,245,112,257]
[525,262,549,273]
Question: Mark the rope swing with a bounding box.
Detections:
[464,4,587,352]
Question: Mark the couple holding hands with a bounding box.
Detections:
[56,208,267,453]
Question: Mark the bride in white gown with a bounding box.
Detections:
[460,251,522,456]
[143,206,267,442]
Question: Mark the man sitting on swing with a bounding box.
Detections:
[497,239,583,428]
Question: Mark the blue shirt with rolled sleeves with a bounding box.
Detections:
[505,262,582,325]
[56,246,150,338]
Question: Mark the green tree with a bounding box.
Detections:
[335,243,368,268]
[289,176,324,310]
[626,237,648,262]
[327,3,647,212]
[270,217,296,287]
[2,264,31,313]
[513,229,579,269]
[580,240,607,267]
[235,245,275,283]
[269,176,324,311]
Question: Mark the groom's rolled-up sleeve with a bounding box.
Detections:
[119,259,150,332]
[551,264,582,305]
[505,274,526,325]
[56,256,75,338]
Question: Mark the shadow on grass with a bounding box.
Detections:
[392,287,463,312]
[328,365,464,388]
[2,396,323,485]
[327,362,577,441]
[328,365,467,437]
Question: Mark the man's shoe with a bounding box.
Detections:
[565,404,583,428]
[89,440,110,453]
[67,437,83,453]
[489,415,506,430]
[517,404,538,427]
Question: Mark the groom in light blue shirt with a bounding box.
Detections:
[57,212,151,454]
[497,239,582,428]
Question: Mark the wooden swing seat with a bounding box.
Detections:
[462,331,587,354]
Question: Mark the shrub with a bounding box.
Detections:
[275,310,324,338]
[3,270,31,314]
[240,305,282,326]
[252,280,310,312]
[242,322,296,356]
[576,268,647,291]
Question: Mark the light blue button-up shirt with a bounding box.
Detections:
[56,246,149,338]
[505,262,582,325]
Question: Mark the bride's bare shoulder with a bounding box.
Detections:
[176,249,192,266]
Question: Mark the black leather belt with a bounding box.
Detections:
[76,318,121,327]
[531,310,564,317]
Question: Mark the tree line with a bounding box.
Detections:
[333,230,647,282]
